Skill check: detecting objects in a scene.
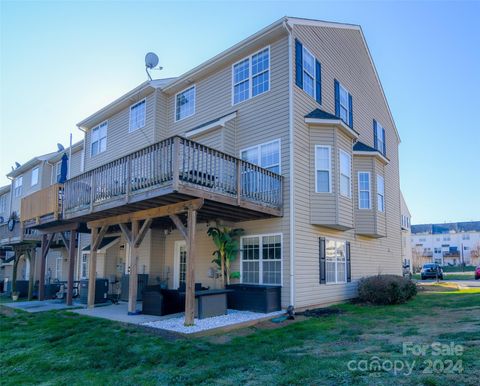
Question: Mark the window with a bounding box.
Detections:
[233,47,270,105]
[358,172,371,209]
[315,145,331,193]
[175,86,195,121]
[178,244,187,286]
[240,139,280,173]
[55,256,62,280]
[129,99,146,132]
[241,234,282,285]
[0,195,6,214]
[377,175,385,212]
[91,121,107,156]
[339,83,350,125]
[375,121,385,154]
[302,46,315,98]
[14,176,23,197]
[326,239,347,284]
[81,254,89,279]
[339,150,351,198]
[31,167,39,186]
[462,234,470,240]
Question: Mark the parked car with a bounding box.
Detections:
[475,266,480,280]
[420,263,444,280]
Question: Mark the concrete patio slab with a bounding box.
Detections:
[72,301,170,325]
[4,299,83,313]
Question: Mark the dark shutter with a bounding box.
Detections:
[373,119,378,150]
[319,237,326,284]
[348,93,353,128]
[295,39,303,88]
[334,79,340,117]
[382,127,386,156]
[346,241,351,282]
[315,59,322,104]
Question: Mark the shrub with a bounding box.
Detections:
[357,274,417,305]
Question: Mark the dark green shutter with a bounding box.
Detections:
[373,119,378,150]
[295,39,303,88]
[334,79,340,117]
[348,93,353,128]
[319,237,326,284]
[346,241,351,282]
[315,59,322,104]
[382,127,386,156]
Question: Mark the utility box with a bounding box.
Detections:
[79,279,109,304]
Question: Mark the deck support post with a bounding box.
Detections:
[87,227,99,308]
[127,220,140,314]
[184,209,197,326]
[66,230,76,306]
[27,248,35,301]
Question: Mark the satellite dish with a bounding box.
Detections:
[145,52,161,80]
[57,143,65,152]
[15,162,21,168]
[145,52,159,69]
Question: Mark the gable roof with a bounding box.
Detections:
[286,17,400,143]
[7,151,59,178]
[411,221,480,235]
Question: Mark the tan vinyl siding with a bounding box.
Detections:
[84,91,156,171]
[190,127,224,150]
[336,131,354,229]
[69,149,83,178]
[292,24,402,308]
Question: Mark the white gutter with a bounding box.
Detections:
[284,20,295,308]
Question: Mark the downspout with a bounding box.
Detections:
[283,20,295,308]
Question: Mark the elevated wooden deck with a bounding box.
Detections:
[22,136,283,229]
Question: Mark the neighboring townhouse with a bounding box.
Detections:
[0,141,85,294]
[411,221,480,267]
[400,192,412,271]
[19,17,404,320]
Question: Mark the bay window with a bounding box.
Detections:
[339,150,351,198]
[377,174,385,212]
[358,172,371,209]
[315,145,331,193]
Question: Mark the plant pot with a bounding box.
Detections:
[11,293,19,301]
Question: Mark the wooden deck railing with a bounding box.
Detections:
[0,221,40,243]
[20,183,63,223]
[63,136,283,215]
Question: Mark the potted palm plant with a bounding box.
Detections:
[207,225,244,287]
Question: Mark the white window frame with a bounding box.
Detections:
[175,85,196,122]
[53,161,61,184]
[31,167,39,186]
[80,253,89,279]
[55,256,62,280]
[302,45,317,99]
[315,145,332,193]
[376,121,385,153]
[339,82,350,125]
[129,98,146,132]
[232,46,270,106]
[377,174,385,212]
[14,176,23,197]
[358,171,371,209]
[240,138,281,174]
[240,233,283,286]
[339,149,351,198]
[325,238,347,285]
[90,121,108,157]
[173,240,187,289]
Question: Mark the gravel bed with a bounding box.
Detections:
[142,309,284,334]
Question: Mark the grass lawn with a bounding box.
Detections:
[413,273,476,281]
[1,287,479,386]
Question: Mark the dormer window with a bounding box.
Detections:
[129,99,146,132]
[91,121,107,156]
[175,86,195,121]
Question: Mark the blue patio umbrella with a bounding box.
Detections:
[59,153,68,183]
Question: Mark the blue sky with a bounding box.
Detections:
[1,1,479,224]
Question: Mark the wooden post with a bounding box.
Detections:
[66,230,76,306]
[87,227,98,308]
[27,248,35,300]
[127,220,139,314]
[184,209,197,326]
[39,235,47,300]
